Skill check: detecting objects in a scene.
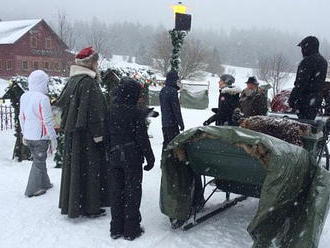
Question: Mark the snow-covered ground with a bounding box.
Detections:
[0,67,329,248]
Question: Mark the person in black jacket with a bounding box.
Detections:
[289,36,328,120]
[108,77,155,241]
[159,71,184,148]
[204,74,241,126]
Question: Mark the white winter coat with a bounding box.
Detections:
[19,70,56,141]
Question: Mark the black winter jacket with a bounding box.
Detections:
[206,86,241,125]
[159,81,184,128]
[289,46,328,110]
[109,79,155,165]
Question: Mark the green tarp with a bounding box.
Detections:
[160,126,330,248]
[180,84,209,110]
[149,88,160,106]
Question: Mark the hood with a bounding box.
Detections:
[221,86,242,95]
[70,65,96,79]
[165,80,180,90]
[298,36,319,57]
[28,70,49,94]
[113,77,141,105]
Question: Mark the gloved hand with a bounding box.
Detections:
[147,107,160,118]
[93,136,103,143]
[203,121,210,126]
[179,124,185,131]
[144,163,154,171]
[144,155,155,171]
[232,109,244,126]
[22,138,28,146]
[49,138,58,154]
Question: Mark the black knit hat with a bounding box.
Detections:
[246,76,259,85]
[113,77,141,105]
[220,74,235,85]
[165,71,179,84]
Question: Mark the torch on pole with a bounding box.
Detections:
[169,2,192,73]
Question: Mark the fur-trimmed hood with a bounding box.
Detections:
[221,86,242,95]
[69,65,97,79]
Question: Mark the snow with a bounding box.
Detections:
[0,65,329,248]
[0,19,41,44]
[0,78,9,98]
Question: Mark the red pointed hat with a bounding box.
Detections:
[76,47,96,59]
[75,47,99,67]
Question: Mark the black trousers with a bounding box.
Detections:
[162,126,180,149]
[109,150,143,236]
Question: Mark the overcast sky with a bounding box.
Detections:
[1,0,330,40]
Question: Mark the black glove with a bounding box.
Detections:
[144,154,155,171]
[179,124,185,131]
[232,109,244,125]
[203,120,210,126]
[147,107,160,118]
[211,108,219,114]
[151,110,159,118]
[144,163,154,171]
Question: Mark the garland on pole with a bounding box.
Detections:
[169,29,187,72]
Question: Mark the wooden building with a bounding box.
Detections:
[0,19,74,79]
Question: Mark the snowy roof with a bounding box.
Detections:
[0,19,42,44]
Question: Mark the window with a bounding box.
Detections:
[33,61,38,70]
[31,36,38,48]
[6,61,12,71]
[62,62,67,71]
[54,63,59,71]
[45,38,52,49]
[22,61,28,70]
[44,62,49,70]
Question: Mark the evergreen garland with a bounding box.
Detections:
[169,29,187,72]
[4,77,31,161]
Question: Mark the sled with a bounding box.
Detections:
[160,124,329,233]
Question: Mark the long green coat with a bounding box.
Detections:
[57,72,110,218]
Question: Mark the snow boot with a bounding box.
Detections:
[28,189,46,197]
[86,209,106,218]
[124,227,145,241]
[110,233,122,240]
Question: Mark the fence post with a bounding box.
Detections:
[0,105,15,131]
[9,105,13,129]
[5,106,8,130]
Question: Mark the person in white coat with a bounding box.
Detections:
[19,70,57,197]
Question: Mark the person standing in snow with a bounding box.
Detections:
[159,71,184,149]
[108,78,155,241]
[19,70,57,197]
[239,76,268,118]
[57,47,109,218]
[203,74,241,126]
[288,36,328,120]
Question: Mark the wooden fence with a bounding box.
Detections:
[0,105,14,131]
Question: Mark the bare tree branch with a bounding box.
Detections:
[255,53,291,97]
